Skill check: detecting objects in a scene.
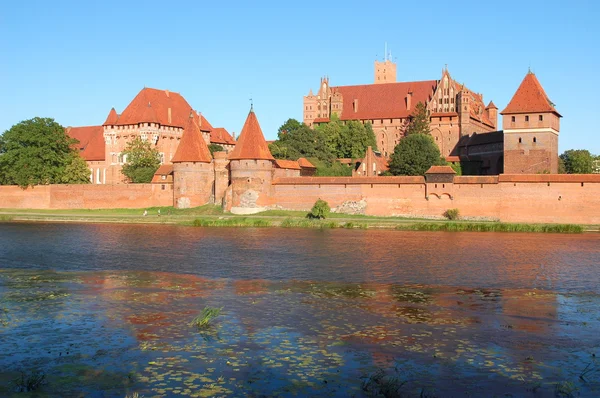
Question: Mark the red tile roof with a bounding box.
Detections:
[313,117,330,123]
[66,125,105,161]
[151,165,173,183]
[115,88,196,127]
[103,108,119,125]
[210,127,236,145]
[332,80,437,120]
[171,113,212,163]
[274,159,301,170]
[228,110,275,161]
[501,72,561,116]
[425,165,456,174]
[486,101,497,109]
[198,114,213,132]
[297,158,315,168]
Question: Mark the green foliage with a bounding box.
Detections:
[396,222,583,233]
[388,134,444,176]
[312,159,352,176]
[317,118,377,159]
[268,141,301,160]
[60,153,92,184]
[405,102,431,136]
[190,306,222,329]
[559,149,594,174]
[0,117,86,187]
[272,119,334,162]
[443,209,460,220]
[450,162,463,176]
[307,199,330,219]
[208,144,224,155]
[192,218,272,227]
[121,137,161,183]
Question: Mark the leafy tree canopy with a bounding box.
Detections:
[405,102,431,136]
[121,137,161,183]
[0,117,89,187]
[208,144,224,155]
[317,117,377,159]
[274,119,334,163]
[559,149,594,174]
[388,133,445,176]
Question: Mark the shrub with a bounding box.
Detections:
[443,208,460,220]
[307,199,330,219]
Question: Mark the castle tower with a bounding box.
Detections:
[486,101,498,130]
[501,72,561,174]
[171,111,214,208]
[228,107,275,214]
[374,45,396,84]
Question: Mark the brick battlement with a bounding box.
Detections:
[273,176,425,185]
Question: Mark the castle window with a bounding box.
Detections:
[539,115,543,121]
[525,115,529,122]
[533,137,537,143]
[518,137,522,143]
[511,116,516,122]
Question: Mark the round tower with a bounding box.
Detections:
[227,107,275,214]
[171,111,214,208]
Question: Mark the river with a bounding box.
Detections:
[0,223,599,396]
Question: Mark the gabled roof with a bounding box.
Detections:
[66,125,105,161]
[501,72,561,116]
[198,114,213,132]
[297,158,315,169]
[274,159,301,170]
[103,108,119,125]
[154,164,173,175]
[332,80,437,120]
[425,165,456,174]
[115,87,196,127]
[228,110,275,161]
[171,112,212,163]
[210,127,236,145]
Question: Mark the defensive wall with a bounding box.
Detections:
[0,184,172,210]
[1,174,599,224]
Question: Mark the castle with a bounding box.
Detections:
[304,60,560,175]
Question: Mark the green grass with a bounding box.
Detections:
[0,214,13,222]
[0,204,223,216]
[192,218,272,227]
[396,222,583,233]
[190,307,222,329]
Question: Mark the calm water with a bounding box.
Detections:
[0,223,599,397]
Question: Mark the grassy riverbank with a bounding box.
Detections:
[0,206,594,233]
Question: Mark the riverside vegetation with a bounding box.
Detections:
[0,203,592,233]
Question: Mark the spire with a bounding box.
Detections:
[171,110,212,163]
[500,72,561,116]
[103,107,119,125]
[486,101,497,109]
[228,109,274,161]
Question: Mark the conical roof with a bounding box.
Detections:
[228,109,274,161]
[486,101,497,109]
[103,108,119,125]
[171,111,212,163]
[501,72,561,116]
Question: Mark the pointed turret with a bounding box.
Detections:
[501,72,561,116]
[486,101,497,109]
[103,108,119,125]
[172,111,212,163]
[228,109,274,161]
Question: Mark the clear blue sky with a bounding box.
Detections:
[1,0,598,154]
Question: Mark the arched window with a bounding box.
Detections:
[533,137,537,143]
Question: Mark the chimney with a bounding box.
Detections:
[165,90,169,97]
[406,91,412,110]
[168,108,172,124]
[353,99,358,113]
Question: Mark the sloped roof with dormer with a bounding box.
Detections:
[66,125,105,161]
[228,110,275,161]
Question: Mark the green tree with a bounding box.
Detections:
[0,117,85,187]
[121,137,161,183]
[269,141,301,160]
[388,134,444,176]
[208,144,224,155]
[559,149,594,174]
[275,119,334,163]
[404,102,431,136]
[60,153,92,184]
[318,117,377,159]
[308,199,330,219]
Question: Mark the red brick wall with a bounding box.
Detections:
[0,184,172,209]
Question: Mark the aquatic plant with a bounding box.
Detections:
[395,222,583,233]
[190,306,222,329]
[125,393,144,398]
[443,208,460,220]
[361,368,409,397]
[554,380,578,397]
[13,370,46,392]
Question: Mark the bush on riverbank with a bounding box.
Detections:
[307,199,331,219]
[443,208,460,220]
[192,218,271,227]
[397,222,583,233]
